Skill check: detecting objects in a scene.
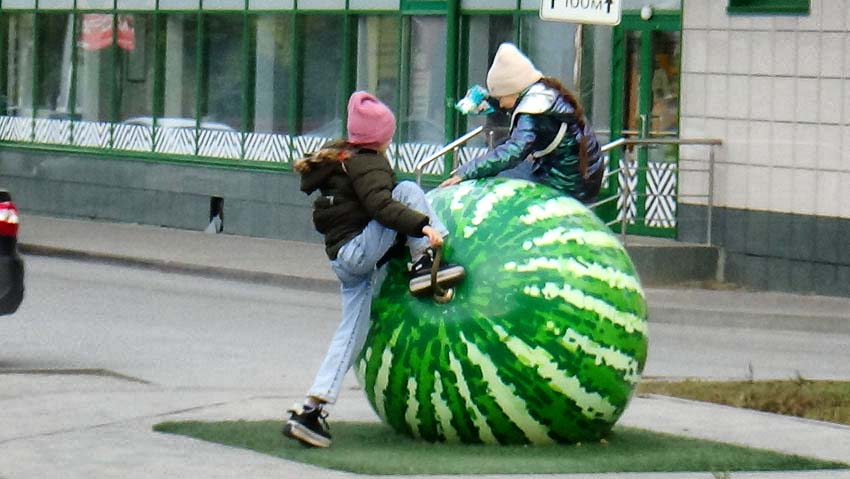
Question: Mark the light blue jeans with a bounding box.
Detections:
[307,181,448,404]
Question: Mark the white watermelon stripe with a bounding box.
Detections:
[544,322,642,385]
[431,371,460,442]
[524,282,648,335]
[405,377,422,438]
[464,181,531,239]
[373,326,403,421]
[504,256,643,297]
[449,183,476,211]
[520,197,594,224]
[447,351,498,444]
[493,325,618,421]
[460,332,553,444]
[522,227,623,251]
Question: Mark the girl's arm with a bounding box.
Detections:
[347,156,429,237]
[453,114,539,180]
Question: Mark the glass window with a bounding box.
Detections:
[157,14,198,154]
[162,14,198,122]
[36,14,74,118]
[75,13,116,123]
[727,0,809,15]
[252,14,291,134]
[521,16,577,89]
[4,14,35,118]
[113,14,155,152]
[117,14,155,122]
[402,16,446,145]
[356,16,400,113]
[201,15,243,131]
[464,15,513,148]
[301,15,344,138]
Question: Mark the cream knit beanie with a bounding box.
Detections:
[486,43,543,97]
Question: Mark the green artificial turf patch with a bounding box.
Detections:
[153,420,846,475]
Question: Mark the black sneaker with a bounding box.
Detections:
[282,404,331,448]
[408,247,466,296]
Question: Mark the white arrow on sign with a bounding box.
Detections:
[540,0,622,26]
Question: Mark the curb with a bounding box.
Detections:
[19,243,340,294]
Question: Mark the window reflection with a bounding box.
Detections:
[301,15,344,138]
[37,14,74,119]
[163,14,197,122]
[118,14,155,123]
[253,15,291,134]
[402,16,446,145]
[356,16,399,112]
[4,14,35,118]
[202,15,243,131]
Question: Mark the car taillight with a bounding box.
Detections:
[0,201,20,237]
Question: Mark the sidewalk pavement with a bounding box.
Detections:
[7,214,850,479]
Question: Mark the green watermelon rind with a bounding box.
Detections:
[357,178,649,445]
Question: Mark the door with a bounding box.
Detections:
[606,13,681,237]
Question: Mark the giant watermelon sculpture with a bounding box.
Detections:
[355,178,648,444]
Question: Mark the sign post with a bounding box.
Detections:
[540,0,622,26]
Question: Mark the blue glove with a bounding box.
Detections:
[455,85,495,116]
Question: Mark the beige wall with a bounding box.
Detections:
[679,0,850,219]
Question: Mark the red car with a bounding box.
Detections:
[0,191,24,315]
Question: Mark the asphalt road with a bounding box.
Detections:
[4,256,849,391]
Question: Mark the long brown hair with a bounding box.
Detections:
[538,76,590,178]
[293,139,353,174]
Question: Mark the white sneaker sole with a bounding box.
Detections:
[409,267,466,295]
[285,420,331,448]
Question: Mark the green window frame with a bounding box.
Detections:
[726,0,809,15]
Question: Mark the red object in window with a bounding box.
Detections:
[117,15,135,51]
[0,201,20,238]
[80,14,114,51]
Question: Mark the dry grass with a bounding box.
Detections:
[637,378,850,426]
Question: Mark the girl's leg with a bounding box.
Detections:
[391,181,448,257]
[306,268,373,404]
[305,216,398,404]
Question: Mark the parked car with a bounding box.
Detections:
[0,190,24,315]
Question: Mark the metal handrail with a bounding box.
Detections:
[591,137,723,245]
[413,130,722,244]
[415,126,485,185]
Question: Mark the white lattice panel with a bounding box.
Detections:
[244,132,291,163]
[72,121,110,148]
[455,146,489,169]
[396,142,443,175]
[155,127,196,155]
[646,160,678,228]
[0,116,33,142]
[384,143,399,169]
[198,129,241,159]
[617,155,638,224]
[292,135,334,160]
[113,123,153,152]
[34,118,72,144]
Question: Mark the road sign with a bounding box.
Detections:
[540,0,622,26]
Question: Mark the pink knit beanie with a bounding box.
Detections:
[347,91,396,147]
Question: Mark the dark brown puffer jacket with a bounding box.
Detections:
[299,146,429,260]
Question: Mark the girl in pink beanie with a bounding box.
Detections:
[283,91,465,448]
[346,91,397,148]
